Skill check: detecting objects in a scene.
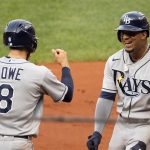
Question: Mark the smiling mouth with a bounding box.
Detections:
[124,41,132,48]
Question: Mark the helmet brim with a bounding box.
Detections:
[115,25,144,32]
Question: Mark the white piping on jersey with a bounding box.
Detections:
[123,44,150,65]
[120,44,150,118]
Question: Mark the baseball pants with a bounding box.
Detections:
[0,135,33,150]
[109,115,150,150]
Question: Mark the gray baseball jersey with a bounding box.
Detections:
[102,45,150,119]
[0,56,68,136]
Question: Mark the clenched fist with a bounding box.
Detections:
[52,49,70,68]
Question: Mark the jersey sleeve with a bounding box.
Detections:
[61,67,74,102]
[94,98,114,134]
[102,57,117,93]
[41,69,68,102]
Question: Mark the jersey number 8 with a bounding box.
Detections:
[0,84,13,113]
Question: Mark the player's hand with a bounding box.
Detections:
[52,49,70,68]
[87,131,102,150]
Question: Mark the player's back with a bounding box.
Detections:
[0,56,48,136]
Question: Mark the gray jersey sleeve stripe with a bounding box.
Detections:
[41,68,68,102]
[102,88,117,92]
[57,85,68,102]
[100,91,116,101]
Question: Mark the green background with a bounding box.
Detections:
[0,0,149,63]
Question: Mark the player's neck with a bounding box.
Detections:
[7,49,28,60]
[129,44,149,62]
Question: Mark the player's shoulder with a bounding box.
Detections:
[28,62,50,73]
[105,48,124,69]
[107,48,124,63]
[0,56,51,76]
[23,62,52,81]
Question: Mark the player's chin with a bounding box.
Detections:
[125,48,134,53]
[124,45,135,53]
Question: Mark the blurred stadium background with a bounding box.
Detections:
[0,0,149,63]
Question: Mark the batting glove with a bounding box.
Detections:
[87,131,102,150]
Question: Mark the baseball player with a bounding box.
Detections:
[87,11,150,150]
[0,19,74,150]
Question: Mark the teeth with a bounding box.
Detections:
[125,42,132,44]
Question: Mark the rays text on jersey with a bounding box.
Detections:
[0,67,24,81]
[113,69,150,97]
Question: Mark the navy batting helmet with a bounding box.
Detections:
[3,19,38,53]
[116,11,149,42]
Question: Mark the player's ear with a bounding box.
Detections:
[141,31,148,39]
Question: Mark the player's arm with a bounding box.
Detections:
[61,67,73,102]
[87,92,116,150]
[87,57,117,150]
[94,91,116,133]
[52,49,74,102]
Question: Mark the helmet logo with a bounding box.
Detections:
[123,15,132,24]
